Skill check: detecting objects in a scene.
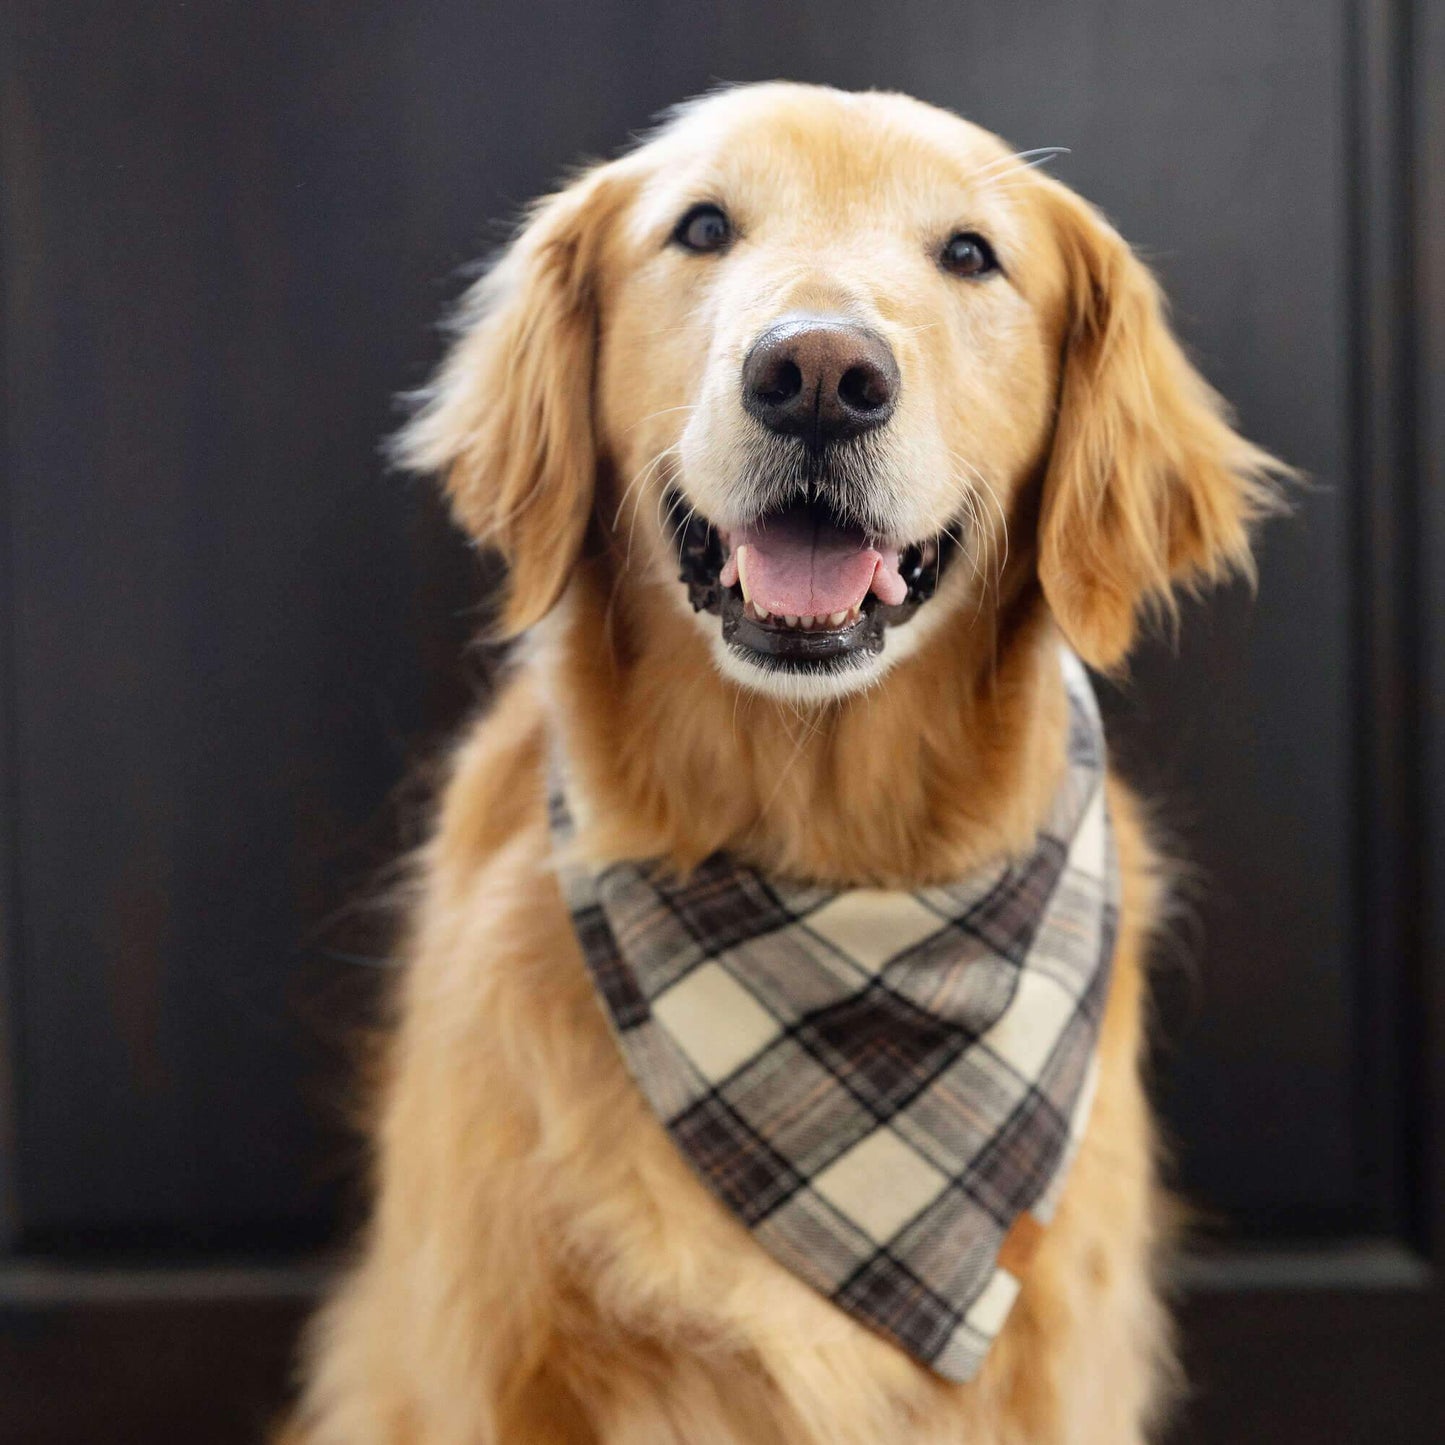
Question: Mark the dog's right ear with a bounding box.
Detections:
[394,164,631,636]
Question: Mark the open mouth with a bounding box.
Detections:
[674,492,958,671]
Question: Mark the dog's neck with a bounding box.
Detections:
[540,557,1070,889]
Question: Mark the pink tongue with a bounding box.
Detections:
[720,512,908,616]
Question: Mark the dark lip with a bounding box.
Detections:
[721,590,887,666]
[672,492,957,671]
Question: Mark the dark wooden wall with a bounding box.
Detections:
[1,1,1442,1439]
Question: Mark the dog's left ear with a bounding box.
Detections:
[394,163,632,636]
[1037,185,1289,671]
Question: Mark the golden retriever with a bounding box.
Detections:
[283,82,1284,1444]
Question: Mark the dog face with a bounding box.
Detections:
[401,84,1279,702]
[601,88,1062,700]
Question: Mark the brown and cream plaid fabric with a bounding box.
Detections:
[552,647,1117,1382]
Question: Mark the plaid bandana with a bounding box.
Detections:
[553,648,1117,1382]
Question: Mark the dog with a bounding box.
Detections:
[283,82,1285,1444]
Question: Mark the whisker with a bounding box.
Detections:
[611,444,670,534]
[966,463,1011,579]
[942,450,1010,626]
[967,145,1071,185]
[621,403,697,436]
[630,321,716,338]
[626,449,678,567]
[731,674,748,747]
[618,401,696,433]
[758,705,824,822]
[942,473,1003,679]
[1013,147,1071,172]
[614,444,677,569]
[659,490,702,557]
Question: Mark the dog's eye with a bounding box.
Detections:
[939,232,998,278]
[673,203,733,254]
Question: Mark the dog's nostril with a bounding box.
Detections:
[759,359,804,405]
[838,362,891,414]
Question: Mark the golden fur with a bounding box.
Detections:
[283,84,1285,1443]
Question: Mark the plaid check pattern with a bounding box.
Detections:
[553,647,1118,1382]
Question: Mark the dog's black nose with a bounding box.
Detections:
[741,316,899,448]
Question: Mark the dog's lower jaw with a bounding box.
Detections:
[707,620,890,705]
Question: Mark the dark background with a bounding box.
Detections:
[2,2,1443,1440]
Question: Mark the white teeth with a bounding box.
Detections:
[739,602,858,629]
[736,546,753,604]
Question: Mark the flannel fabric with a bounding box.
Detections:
[552,647,1117,1382]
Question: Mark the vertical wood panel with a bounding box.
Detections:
[1349,0,1419,1242]
[1414,0,1445,1258]
[0,0,21,1254]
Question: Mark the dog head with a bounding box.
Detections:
[399,83,1282,704]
